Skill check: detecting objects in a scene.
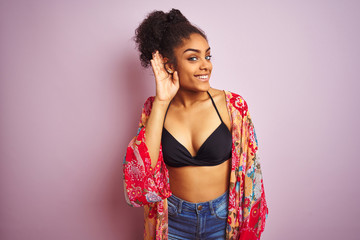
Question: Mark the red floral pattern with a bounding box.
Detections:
[123,91,268,239]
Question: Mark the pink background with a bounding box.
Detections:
[1,0,359,239]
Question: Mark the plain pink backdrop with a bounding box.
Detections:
[1,0,359,239]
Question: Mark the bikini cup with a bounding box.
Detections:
[161,92,232,167]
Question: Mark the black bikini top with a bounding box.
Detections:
[161,92,232,167]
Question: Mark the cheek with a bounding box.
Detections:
[178,72,194,87]
[177,65,194,77]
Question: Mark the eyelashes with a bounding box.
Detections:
[187,55,212,61]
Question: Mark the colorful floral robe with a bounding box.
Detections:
[123,91,268,239]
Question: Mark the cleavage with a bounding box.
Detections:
[163,121,223,157]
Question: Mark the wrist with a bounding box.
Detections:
[153,97,171,107]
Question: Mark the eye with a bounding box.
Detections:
[188,56,198,61]
[205,55,212,60]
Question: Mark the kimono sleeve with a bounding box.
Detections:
[240,110,268,240]
[123,97,171,207]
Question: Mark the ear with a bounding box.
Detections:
[163,58,175,74]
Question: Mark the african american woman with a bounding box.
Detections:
[123,8,268,240]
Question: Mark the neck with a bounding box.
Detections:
[172,88,210,108]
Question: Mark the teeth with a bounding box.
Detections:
[197,75,208,79]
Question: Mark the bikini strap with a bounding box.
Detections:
[164,93,222,124]
[163,101,172,125]
[207,91,223,122]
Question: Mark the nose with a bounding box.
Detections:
[199,57,212,70]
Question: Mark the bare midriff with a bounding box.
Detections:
[166,158,231,203]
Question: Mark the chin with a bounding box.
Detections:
[181,82,211,93]
[196,83,211,92]
[202,84,211,91]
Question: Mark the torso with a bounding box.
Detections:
[163,88,232,203]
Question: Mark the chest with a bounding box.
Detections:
[163,102,231,157]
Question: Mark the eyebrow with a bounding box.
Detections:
[183,47,211,54]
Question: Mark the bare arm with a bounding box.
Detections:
[146,51,179,168]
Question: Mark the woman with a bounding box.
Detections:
[123,9,268,240]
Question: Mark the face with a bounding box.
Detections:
[170,33,213,92]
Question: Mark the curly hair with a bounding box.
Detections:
[134,9,207,68]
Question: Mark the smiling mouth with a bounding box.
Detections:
[195,75,210,81]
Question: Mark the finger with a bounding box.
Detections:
[157,51,164,63]
[151,59,163,79]
[153,51,160,63]
[155,52,167,73]
[151,53,168,80]
[152,53,163,76]
[150,59,157,75]
[153,52,163,73]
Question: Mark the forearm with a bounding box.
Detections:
[145,97,170,168]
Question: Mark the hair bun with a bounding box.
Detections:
[134,8,206,68]
[166,9,188,24]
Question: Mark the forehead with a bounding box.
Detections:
[175,33,210,53]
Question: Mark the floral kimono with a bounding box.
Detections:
[123,91,268,239]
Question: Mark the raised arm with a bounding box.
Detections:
[146,51,179,168]
[123,51,179,207]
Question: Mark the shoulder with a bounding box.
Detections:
[209,88,249,116]
[223,90,249,117]
[208,88,230,106]
[209,88,246,103]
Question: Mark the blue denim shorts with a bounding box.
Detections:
[167,191,229,240]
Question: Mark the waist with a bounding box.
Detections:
[168,190,229,212]
[167,159,231,203]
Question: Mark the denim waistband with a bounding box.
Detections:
[168,191,229,215]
